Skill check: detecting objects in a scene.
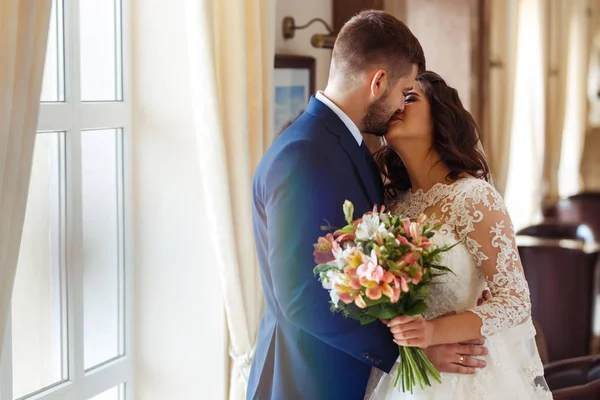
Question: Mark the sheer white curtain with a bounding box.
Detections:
[504,0,547,230]
[0,0,52,355]
[184,0,275,398]
[484,0,520,196]
[557,0,593,197]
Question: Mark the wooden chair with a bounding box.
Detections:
[552,192,600,239]
[518,222,595,243]
[516,233,600,361]
[545,355,600,399]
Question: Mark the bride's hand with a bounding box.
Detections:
[387,315,434,348]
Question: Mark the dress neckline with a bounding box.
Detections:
[408,177,467,198]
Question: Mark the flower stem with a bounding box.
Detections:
[393,346,441,393]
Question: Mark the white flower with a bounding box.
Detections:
[330,290,341,307]
[332,245,355,269]
[356,214,390,241]
[321,269,338,289]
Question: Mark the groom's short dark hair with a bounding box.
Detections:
[331,10,425,83]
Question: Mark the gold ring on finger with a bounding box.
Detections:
[458,355,465,365]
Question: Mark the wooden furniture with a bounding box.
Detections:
[517,233,600,361]
[549,192,600,238]
[545,355,600,399]
[518,222,595,243]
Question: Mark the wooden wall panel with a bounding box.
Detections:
[333,0,384,32]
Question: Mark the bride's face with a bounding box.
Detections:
[384,83,433,149]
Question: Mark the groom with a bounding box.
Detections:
[249,10,486,400]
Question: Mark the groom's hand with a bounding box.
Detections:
[427,290,491,374]
[424,340,488,374]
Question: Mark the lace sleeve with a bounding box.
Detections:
[456,181,532,337]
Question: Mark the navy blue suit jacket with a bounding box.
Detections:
[247,97,399,400]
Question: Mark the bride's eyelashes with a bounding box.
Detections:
[404,91,419,104]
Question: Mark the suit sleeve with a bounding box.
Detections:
[264,139,398,372]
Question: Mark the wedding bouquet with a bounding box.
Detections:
[313,201,455,393]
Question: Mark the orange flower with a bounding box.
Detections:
[334,267,366,308]
[313,233,335,264]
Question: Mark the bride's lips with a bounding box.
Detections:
[389,112,403,124]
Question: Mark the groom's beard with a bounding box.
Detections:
[362,96,393,137]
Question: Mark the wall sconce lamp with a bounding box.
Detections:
[282,16,337,49]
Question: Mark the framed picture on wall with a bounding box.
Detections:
[273,55,316,138]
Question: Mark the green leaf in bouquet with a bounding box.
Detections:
[386,260,400,273]
[430,223,443,231]
[425,244,458,261]
[313,263,334,276]
[364,242,375,254]
[398,244,413,252]
[385,235,399,247]
[358,314,378,325]
[428,264,454,274]
[343,200,355,225]
[412,284,430,296]
[335,225,356,235]
[404,300,428,316]
[365,302,398,320]
[320,219,338,232]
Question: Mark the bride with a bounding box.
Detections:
[366,71,551,399]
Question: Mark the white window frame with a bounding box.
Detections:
[0,0,133,399]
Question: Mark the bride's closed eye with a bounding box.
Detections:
[404,91,419,104]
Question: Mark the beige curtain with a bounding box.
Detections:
[184,0,274,398]
[556,0,593,197]
[542,0,570,204]
[0,0,52,356]
[484,0,520,195]
[589,0,600,129]
[581,1,600,189]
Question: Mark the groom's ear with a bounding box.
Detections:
[369,69,388,99]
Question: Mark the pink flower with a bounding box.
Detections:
[356,250,384,283]
[400,215,433,251]
[403,219,412,238]
[354,295,367,308]
[397,235,410,246]
[393,252,425,285]
[373,204,386,214]
[387,275,410,302]
[313,233,335,264]
[334,267,365,308]
[363,271,396,301]
[404,252,420,267]
[411,268,423,285]
[399,276,410,292]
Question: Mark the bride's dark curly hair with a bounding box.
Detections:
[374,71,490,199]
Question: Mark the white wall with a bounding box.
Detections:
[275,0,333,90]
[404,0,476,112]
[131,0,227,399]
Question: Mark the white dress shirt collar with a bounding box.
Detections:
[315,91,363,146]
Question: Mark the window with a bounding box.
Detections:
[1,1,132,399]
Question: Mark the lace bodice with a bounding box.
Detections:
[388,177,532,337]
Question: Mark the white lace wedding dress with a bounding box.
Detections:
[366,177,552,399]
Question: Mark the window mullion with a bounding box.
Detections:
[37,103,76,132]
[80,103,128,130]
[63,0,84,398]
